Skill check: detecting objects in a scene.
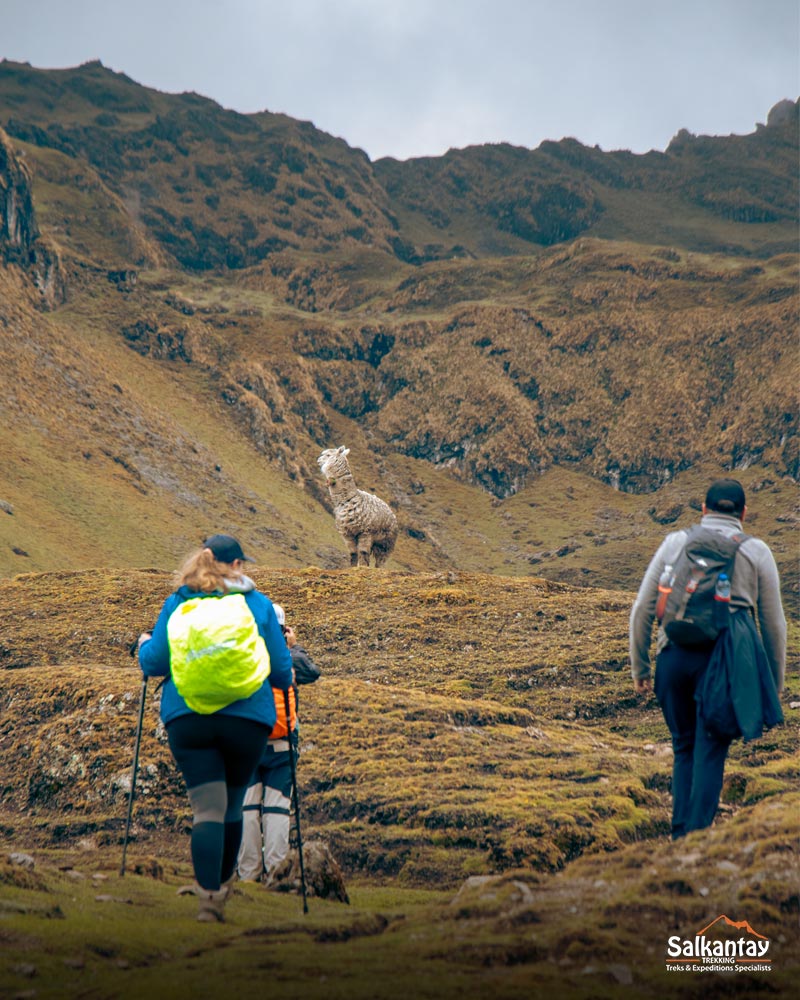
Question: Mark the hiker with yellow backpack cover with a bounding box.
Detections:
[137,534,293,922]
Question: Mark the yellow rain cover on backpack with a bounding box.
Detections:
[167,594,271,714]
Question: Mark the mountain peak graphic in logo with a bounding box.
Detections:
[697,914,768,940]
[667,913,772,971]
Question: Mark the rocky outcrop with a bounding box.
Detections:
[266,840,350,903]
[766,98,798,128]
[0,126,38,254]
[0,126,66,308]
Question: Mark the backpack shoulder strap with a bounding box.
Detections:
[725,531,750,565]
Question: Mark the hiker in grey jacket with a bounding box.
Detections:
[629,478,786,838]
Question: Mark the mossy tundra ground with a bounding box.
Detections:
[0,566,797,998]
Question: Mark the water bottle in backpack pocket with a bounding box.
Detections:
[655,565,674,622]
[661,526,747,647]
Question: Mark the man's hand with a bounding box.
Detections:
[283,625,297,648]
[633,677,652,695]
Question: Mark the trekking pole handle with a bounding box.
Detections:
[129,631,153,658]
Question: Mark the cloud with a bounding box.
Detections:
[2,0,798,160]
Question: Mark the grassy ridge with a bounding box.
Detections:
[0,566,797,999]
[1,792,798,999]
[0,567,796,879]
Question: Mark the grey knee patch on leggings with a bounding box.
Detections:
[187,781,227,824]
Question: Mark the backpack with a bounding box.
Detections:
[270,684,297,740]
[167,593,271,714]
[660,526,748,647]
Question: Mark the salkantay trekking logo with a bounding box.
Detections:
[666,915,772,974]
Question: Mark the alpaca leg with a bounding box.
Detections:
[357,534,373,567]
[345,536,358,567]
[372,534,396,569]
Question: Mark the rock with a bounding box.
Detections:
[0,129,67,308]
[129,857,164,880]
[10,963,37,978]
[266,839,349,903]
[509,879,536,905]
[107,268,138,290]
[8,852,35,869]
[0,128,38,253]
[0,898,63,918]
[29,237,67,309]
[450,873,537,914]
[609,963,633,985]
[648,502,684,525]
[766,99,797,128]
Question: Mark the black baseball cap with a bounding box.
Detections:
[705,479,746,516]
[203,534,255,563]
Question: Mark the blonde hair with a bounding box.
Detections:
[175,547,236,594]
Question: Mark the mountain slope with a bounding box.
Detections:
[375,114,799,260]
[0,62,797,602]
[2,61,797,266]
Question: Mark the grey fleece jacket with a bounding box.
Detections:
[629,512,787,690]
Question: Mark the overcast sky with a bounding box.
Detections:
[2,0,798,161]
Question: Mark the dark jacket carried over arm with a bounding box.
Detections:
[696,611,784,743]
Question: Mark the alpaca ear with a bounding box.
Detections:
[342,447,350,457]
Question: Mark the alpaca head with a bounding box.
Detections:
[318,446,351,481]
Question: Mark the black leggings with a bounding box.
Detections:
[167,713,270,890]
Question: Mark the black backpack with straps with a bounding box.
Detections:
[660,525,748,647]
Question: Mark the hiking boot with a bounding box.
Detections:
[196,886,228,923]
[175,882,229,921]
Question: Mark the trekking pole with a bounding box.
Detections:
[121,638,148,877]
[284,687,308,914]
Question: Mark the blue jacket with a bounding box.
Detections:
[696,610,784,743]
[138,577,293,728]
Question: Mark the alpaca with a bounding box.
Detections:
[317,446,398,567]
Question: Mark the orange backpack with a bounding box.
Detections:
[270,684,297,740]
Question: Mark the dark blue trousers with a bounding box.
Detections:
[654,642,733,839]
